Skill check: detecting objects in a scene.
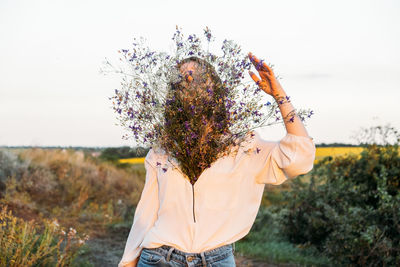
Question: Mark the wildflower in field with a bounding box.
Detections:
[52,219,60,228]
[68,227,77,238]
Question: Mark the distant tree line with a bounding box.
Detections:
[316,143,359,147]
[99,146,150,162]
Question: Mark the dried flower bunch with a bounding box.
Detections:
[101,25,313,185]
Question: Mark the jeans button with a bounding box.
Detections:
[187,256,193,262]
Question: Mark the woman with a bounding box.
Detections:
[119,52,316,267]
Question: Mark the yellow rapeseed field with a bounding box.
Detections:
[315,147,364,162]
[119,157,145,164]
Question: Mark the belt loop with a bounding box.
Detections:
[200,251,207,267]
[166,247,174,262]
[232,242,235,253]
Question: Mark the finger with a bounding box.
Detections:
[249,52,272,74]
[249,71,261,85]
[249,52,261,70]
[258,71,272,82]
[249,56,272,81]
[261,61,274,75]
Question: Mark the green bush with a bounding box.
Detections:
[99,146,149,162]
[0,204,88,267]
[278,144,400,266]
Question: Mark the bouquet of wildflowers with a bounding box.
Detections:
[100,25,313,185]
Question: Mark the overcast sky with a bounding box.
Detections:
[1,0,399,147]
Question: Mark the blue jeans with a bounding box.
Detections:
[137,243,236,267]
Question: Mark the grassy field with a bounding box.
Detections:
[3,146,396,266]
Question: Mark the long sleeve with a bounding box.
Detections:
[118,149,159,267]
[250,131,316,185]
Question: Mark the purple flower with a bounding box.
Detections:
[156,162,161,166]
[256,59,265,70]
[190,132,198,139]
[129,53,137,61]
[162,167,167,172]
[184,121,190,131]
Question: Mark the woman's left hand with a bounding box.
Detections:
[248,52,284,98]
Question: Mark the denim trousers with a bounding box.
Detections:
[137,242,236,267]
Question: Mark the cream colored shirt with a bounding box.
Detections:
[118,130,316,267]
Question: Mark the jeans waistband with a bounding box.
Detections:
[145,243,235,267]
[155,243,234,257]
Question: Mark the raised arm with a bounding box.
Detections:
[246,52,315,185]
[247,52,310,138]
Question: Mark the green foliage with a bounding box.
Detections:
[237,206,333,266]
[0,204,87,267]
[99,146,149,162]
[0,148,145,237]
[278,144,400,266]
[0,148,146,266]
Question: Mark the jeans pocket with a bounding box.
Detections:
[139,249,166,265]
[210,251,236,267]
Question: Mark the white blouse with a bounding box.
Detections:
[118,130,316,267]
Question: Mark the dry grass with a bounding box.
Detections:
[1,147,146,237]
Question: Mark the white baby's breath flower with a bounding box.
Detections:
[68,227,77,237]
[52,219,60,228]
